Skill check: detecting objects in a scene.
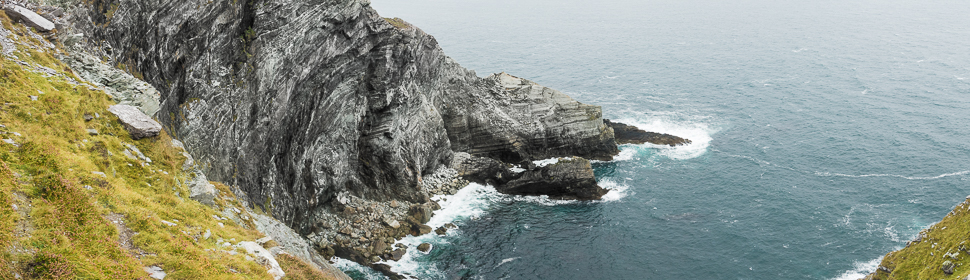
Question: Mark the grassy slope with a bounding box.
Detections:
[868,197,970,280]
[0,12,334,280]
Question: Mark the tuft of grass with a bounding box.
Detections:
[383,17,409,29]
[277,253,343,280]
[868,197,970,279]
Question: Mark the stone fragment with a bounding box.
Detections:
[203,229,211,240]
[381,217,401,229]
[408,204,432,224]
[83,113,94,121]
[3,5,55,32]
[389,248,406,261]
[942,260,955,275]
[417,243,431,253]
[434,226,447,235]
[107,105,161,139]
[143,266,166,280]
[237,241,285,280]
[187,172,216,206]
[86,129,98,135]
[417,225,432,235]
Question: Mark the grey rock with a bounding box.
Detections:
[3,5,55,32]
[389,248,406,261]
[942,260,955,275]
[86,129,98,135]
[143,266,166,280]
[497,157,608,200]
[605,119,691,146]
[72,0,620,233]
[187,172,216,206]
[107,105,161,139]
[62,33,84,48]
[60,51,161,116]
[408,204,432,224]
[83,113,94,121]
[249,212,351,280]
[2,139,17,147]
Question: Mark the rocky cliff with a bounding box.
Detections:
[67,0,619,234]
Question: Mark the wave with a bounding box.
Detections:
[377,181,630,278]
[609,116,715,160]
[815,170,970,180]
[830,257,882,280]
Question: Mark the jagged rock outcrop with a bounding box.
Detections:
[498,157,607,200]
[605,119,691,146]
[69,0,619,232]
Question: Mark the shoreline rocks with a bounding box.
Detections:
[496,157,608,200]
[604,119,691,146]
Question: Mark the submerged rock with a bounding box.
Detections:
[107,105,161,140]
[497,157,608,200]
[417,243,432,253]
[604,119,691,146]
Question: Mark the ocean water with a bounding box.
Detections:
[343,0,970,279]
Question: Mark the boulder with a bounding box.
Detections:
[187,172,216,206]
[407,204,432,224]
[942,260,955,275]
[604,119,691,146]
[416,225,432,236]
[496,157,608,200]
[417,243,431,253]
[3,5,55,32]
[389,248,406,261]
[107,105,162,139]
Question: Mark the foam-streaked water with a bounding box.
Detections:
[353,0,970,279]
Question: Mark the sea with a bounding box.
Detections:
[336,0,970,279]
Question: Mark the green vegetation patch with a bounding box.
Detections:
[869,198,970,279]
[0,14,284,279]
[383,17,410,29]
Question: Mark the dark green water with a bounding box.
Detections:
[338,0,970,279]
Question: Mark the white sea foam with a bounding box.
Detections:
[379,181,631,277]
[815,170,970,180]
[830,257,882,280]
[333,257,386,280]
[611,116,715,160]
[599,179,631,202]
[532,158,562,167]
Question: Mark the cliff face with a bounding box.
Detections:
[72,0,617,232]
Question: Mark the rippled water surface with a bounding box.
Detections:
[342,0,970,279]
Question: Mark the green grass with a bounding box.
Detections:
[383,17,409,29]
[0,12,333,279]
[868,198,970,279]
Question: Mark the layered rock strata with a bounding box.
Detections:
[69,0,618,233]
[55,0,696,276]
